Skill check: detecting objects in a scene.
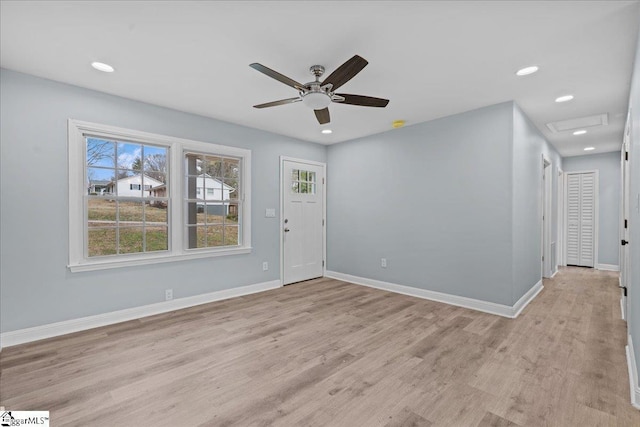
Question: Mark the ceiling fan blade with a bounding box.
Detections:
[250,63,307,92]
[314,108,330,125]
[253,97,302,109]
[334,94,389,108]
[321,55,368,91]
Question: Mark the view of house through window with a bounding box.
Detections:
[70,120,251,270]
[86,137,169,257]
[184,153,241,249]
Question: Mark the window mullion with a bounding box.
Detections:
[170,144,183,254]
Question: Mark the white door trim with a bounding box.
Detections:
[542,155,552,278]
[620,114,631,320]
[279,156,327,285]
[564,169,599,268]
[557,168,565,268]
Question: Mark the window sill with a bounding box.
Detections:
[68,247,252,273]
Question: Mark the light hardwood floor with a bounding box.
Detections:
[1,267,638,426]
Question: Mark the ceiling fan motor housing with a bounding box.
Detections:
[302,65,332,109]
[309,65,325,78]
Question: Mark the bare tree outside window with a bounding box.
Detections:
[86,138,115,167]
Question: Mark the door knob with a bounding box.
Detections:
[284,228,290,232]
[621,239,629,245]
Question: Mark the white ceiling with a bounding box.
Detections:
[1,1,638,157]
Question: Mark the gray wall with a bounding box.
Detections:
[0,70,567,335]
[563,152,621,266]
[625,9,640,386]
[0,69,326,332]
[327,103,516,306]
[326,102,561,307]
[512,105,563,302]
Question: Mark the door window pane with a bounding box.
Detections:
[290,168,316,194]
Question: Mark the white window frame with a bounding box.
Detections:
[68,119,252,272]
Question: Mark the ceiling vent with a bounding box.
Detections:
[546,113,608,133]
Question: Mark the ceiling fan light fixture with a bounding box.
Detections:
[302,92,332,110]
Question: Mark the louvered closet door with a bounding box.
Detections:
[567,174,580,265]
[579,173,595,266]
[566,172,595,267]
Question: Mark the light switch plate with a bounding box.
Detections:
[265,208,276,218]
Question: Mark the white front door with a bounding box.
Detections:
[282,159,325,285]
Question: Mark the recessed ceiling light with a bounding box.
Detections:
[555,95,574,103]
[584,147,595,151]
[321,129,332,134]
[91,61,115,73]
[516,66,539,76]
[573,130,587,135]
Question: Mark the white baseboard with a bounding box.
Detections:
[626,335,640,409]
[512,280,544,318]
[324,271,542,319]
[550,269,559,279]
[596,263,620,271]
[621,294,627,321]
[0,280,281,348]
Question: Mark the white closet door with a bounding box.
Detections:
[566,174,581,265]
[565,172,595,267]
[579,173,595,267]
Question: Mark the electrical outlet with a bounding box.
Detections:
[381,258,387,268]
[262,261,269,271]
[165,289,173,301]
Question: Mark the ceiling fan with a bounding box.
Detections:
[250,55,389,125]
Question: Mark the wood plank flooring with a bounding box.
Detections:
[1,267,638,426]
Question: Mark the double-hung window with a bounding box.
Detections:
[68,120,251,272]
[86,138,169,257]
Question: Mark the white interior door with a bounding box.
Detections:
[621,132,630,318]
[566,172,596,267]
[557,168,565,267]
[282,159,325,285]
